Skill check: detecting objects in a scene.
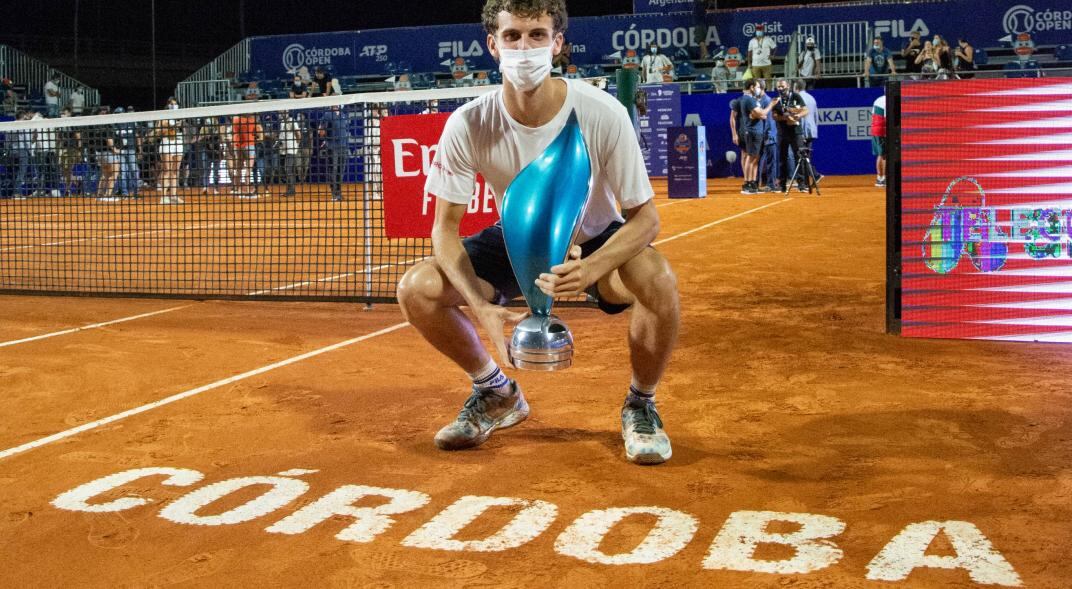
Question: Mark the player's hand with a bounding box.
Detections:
[732,135,739,146]
[537,246,590,298]
[472,302,527,368]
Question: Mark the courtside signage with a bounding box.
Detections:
[381,113,499,239]
[51,466,1022,585]
[900,78,1072,342]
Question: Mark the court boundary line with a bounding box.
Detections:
[0,321,411,461]
[0,305,191,349]
[0,197,790,461]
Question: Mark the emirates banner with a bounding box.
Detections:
[901,78,1072,342]
[381,113,498,239]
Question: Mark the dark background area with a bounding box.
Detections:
[0,0,820,109]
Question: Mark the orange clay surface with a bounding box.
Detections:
[0,176,1069,588]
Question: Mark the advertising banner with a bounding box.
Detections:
[249,1,1071,79]
[634,0,695,14]
[639,84,682,176]
[667,125,707,198]
[380,113,498,239]
[899,78,1072,342]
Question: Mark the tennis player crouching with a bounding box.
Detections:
[397,0,680,465]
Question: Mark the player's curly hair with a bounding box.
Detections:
[482,0,568,36]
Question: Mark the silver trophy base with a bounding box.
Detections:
[509,314,573,371]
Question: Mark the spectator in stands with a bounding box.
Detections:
[798,36,822,89]
[747,25,777,83]
[737,79,779,195]
[243,81,262,101]
[57,108,82,196]
[756,79,779,193]
[933,35,954,77]
[44,74,61,118]
[772,78,809,193]
[310,67,338,98]
[231,111,262,198]
[865,37,896,86]
[289,75,308,99]
[954,38,975,79]
[319,104,349,202]
[901,31,924,80]
[710,58,730,94]
[3,88,18,117]
[640,44,674,84]
[915,41,938,78]
[871,93,887,187]
[69,87,86,115]
[278,110,302,197]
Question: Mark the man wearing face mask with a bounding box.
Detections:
[640,43,674,85]
[399,0,680,465]
[864,36,896,87]
[747,24,777,84]
[797,36,822,89]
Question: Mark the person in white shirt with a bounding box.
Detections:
[798,36,822,88]
[32,112,60,196]
[640,43,675,84]
[397,0,679,465]
[43,75,61,118]
[69,87,86,116]
[747,24,778,82]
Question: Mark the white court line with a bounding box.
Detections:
[653,198,792,246]
[0,321,411,461]
[0,222,225,253]
[0,306,191,349]
[0,199,788,461]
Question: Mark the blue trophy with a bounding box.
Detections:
[501,110,593,371]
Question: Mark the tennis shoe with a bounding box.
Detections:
[621,398,672,465]
[435,381,529,451]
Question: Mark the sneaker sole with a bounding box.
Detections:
[622,436,672,465]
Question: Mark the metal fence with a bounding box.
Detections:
[0,44,100,112]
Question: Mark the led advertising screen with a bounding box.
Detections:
[898,78,1072,342]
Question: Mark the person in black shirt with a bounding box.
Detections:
[310,67,337,98]
[901,31,923,80]
[955,38,975,79]
[289,75,308,99]
[771,78,809,192]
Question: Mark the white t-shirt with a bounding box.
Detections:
[748,37,777,67]
[799,47,822,77]
[640,53,675,84]
[278,118,301,155]
[44,80,60,105]
[426,78,654,244]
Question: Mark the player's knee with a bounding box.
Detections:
[623,254,679,312]
[397,261,444,314]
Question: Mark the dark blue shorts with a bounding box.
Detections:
[463,220,631,315]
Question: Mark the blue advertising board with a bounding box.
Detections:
[681,87,883,178]
[249,1,1071,79]
[638,84,681,177]
[667,125,707,198]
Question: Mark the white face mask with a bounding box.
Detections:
[168,103,179,110]
[499,46,553,92]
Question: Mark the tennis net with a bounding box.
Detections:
[0,87,493,302]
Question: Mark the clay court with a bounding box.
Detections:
[0,176,1069,588]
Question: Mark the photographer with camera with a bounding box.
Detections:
[772,78,809,193]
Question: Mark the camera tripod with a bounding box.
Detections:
[783,146,821,196]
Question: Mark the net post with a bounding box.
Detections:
[360,99,375,310]
[885,79,903,335]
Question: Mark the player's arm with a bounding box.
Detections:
[730,110,739,144]
[751,96,779,120]
[538,199,659,297]
[431,198,524,365]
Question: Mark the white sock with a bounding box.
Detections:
[627,376,657,405]
[468,359,511,394]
